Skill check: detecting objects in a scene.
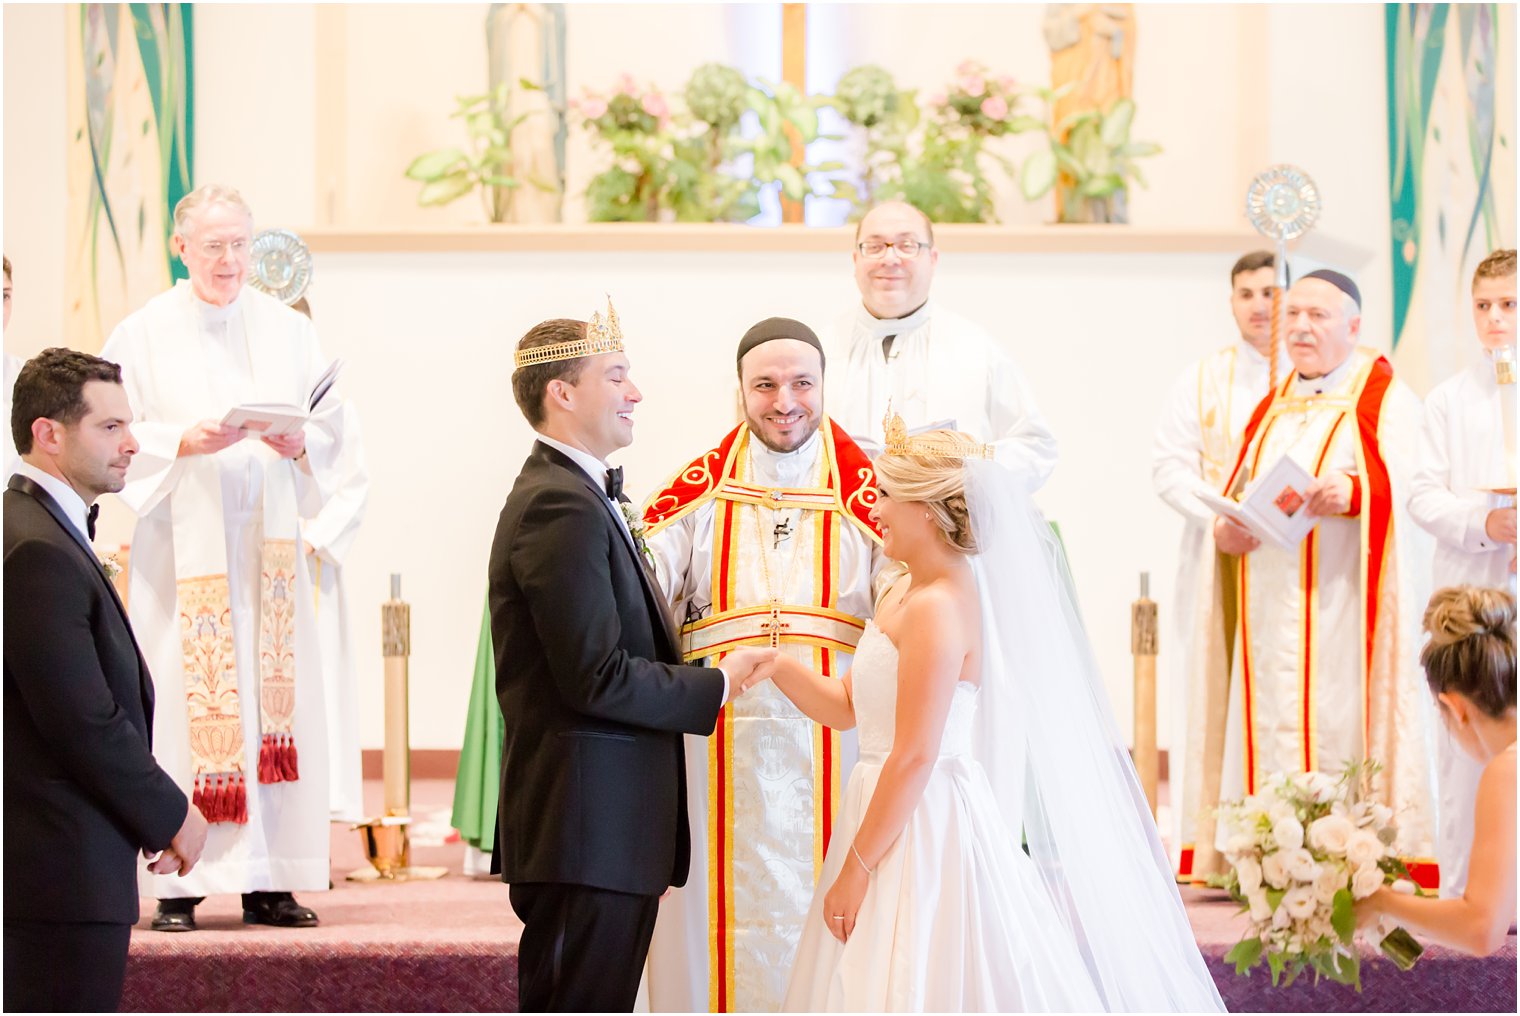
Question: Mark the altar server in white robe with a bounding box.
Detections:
[1409,247,1517,897]
[302,394,368,822]
[643,319,885,1013]
[1210,270,1439,883]
[284,297,369,825]
[826,201,1057,488]
[101,185,344,931]
[1152,249,1288,882]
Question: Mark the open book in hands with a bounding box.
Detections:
[220,358,343,437]
[1197,454,1320,549]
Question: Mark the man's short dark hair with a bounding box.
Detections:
[11,347,124,455]
[1230,250,1275,286]
[511,319,591,429]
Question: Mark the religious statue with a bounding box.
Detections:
[1043,4,1135,216]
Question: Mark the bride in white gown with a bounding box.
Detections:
[744,423,1225,1012]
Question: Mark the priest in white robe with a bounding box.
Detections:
[101,185,344,930]
[1151,250,1287,882]
[643,318,885,1013]
[825,201,1057,488]
[1408,247,1517,897]
[1209,270,1439,884]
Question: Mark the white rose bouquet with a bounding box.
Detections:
[1215,761,1423,989]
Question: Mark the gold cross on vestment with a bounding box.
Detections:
[759,599,791,648]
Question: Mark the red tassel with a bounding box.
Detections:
[192,777,206,815]
[258,734,278,785]
[230,773,249,824]
[281,734,300,782]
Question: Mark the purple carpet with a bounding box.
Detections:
[120,781,1516,1012]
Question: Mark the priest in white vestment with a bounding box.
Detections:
[101,186,344,930]
[825,202,1057,486]
[643,319,885,1013]
[1408,248,1517,896]
[1152,250,1288,882]
[1209,270,1439,884]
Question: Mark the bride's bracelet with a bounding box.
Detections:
[850,843,873,875]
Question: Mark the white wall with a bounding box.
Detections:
[6,3,1512,751]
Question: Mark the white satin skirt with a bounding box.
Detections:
[783,753,1104,1012]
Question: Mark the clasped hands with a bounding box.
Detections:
[716,646,780,699]
[143,802,210,878]
[179,419,305,460]
[1213,471,1355,555]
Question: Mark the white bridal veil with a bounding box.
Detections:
[964,458,1225,1012]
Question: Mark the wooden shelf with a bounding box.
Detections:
[297,222,1264,255]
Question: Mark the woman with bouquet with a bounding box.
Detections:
[1357,587,1516,956]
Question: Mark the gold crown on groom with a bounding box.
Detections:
[882,406,992,460]
[513,298,626,369]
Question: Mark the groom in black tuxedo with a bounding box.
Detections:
[491,310,772,1011]
[4,348,208,1011]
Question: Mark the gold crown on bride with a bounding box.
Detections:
[513,297,626,368]
[882,405,992,460]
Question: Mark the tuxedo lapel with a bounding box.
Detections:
[530,445,685,661]
[7,475,154,713]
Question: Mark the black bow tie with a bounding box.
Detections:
[605,466,625,502]
[86,503,99,541]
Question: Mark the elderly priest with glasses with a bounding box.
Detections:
[825,201,1058,490]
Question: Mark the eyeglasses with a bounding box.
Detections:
[856,239,931,260]
[196,238,251,259]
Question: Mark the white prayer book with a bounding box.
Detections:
[221,358,343,436]
[1197,454,1320,549]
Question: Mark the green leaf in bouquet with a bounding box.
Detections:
[1265,887,1286,912]
[1266,950,1287,985]
[1331,888,1355,944]
[405,148,468,181]
[1225,936,1263,974]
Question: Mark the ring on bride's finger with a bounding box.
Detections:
[829,915,845,920]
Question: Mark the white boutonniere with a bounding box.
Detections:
[619,501,654,562]
[99,554,122,580]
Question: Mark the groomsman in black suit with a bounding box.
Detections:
[4,348,208,1012]
[491,306,773,1011]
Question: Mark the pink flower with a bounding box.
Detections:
[998,75,1018,92]
[927,91,948,108]
[615,73,637,95]
[641,92,669,119]
[959,75,986,96]
[580,96,608,120]
[956,59,979,76]
[980,95,1009,120]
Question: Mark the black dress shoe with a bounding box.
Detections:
[241,891,319,928]
[151,897,202,932]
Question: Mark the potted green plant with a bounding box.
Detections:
[1019,94,1161,224]
[403,80,557,223]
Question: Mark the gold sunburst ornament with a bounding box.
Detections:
[513,297,627,368]
[882,406,992,460]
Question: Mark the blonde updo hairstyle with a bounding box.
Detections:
[1420,586,1516,719]
[873,433,979,555]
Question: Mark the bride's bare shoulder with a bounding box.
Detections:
[896,579,978,647]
